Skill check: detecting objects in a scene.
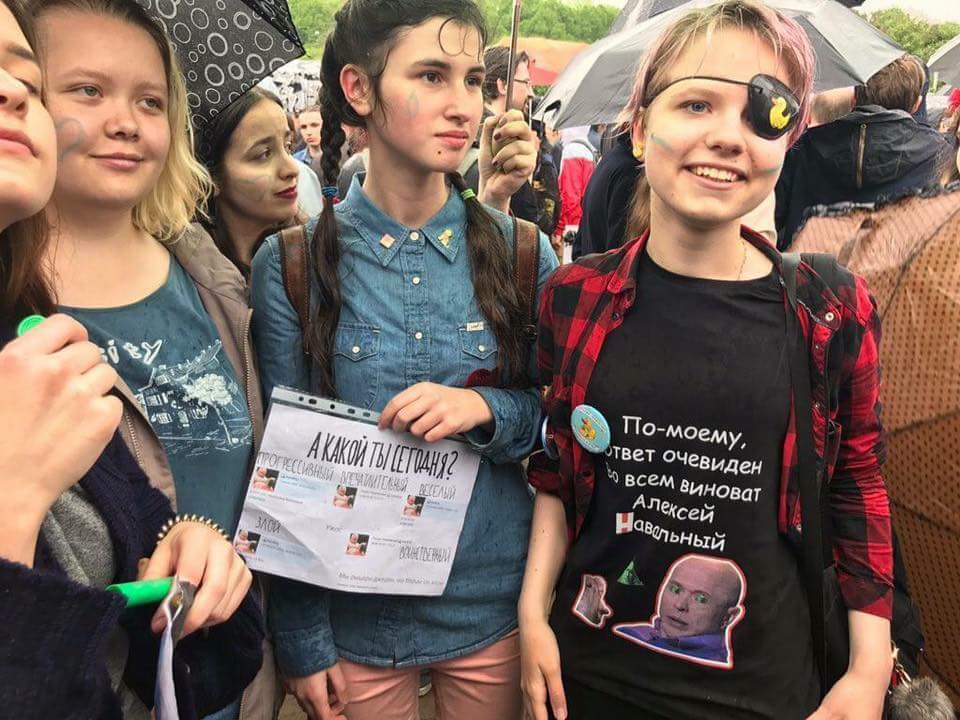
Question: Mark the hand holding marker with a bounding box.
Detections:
[17,316,176,607]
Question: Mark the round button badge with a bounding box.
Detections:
[571,404,611,454]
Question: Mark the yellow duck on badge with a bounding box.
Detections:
[580,417,597,442]
[769,96,791,131]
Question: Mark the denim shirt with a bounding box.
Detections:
[250,177,558,675]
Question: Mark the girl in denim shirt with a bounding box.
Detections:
[250,1,558,718]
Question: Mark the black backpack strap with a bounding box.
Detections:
[782,252,831,688]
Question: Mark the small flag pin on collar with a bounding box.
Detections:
[439,229,453,247]
[380,234,396,249]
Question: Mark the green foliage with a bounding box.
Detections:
[862,8,960,66]
[288,0,618,58]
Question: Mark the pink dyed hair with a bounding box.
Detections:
[622,0,816,148]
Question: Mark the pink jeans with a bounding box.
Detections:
[338,630,521,720]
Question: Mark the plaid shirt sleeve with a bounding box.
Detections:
[527,275,567,499]
[830,277,894,619]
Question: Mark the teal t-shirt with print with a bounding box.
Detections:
[63,256,253,533]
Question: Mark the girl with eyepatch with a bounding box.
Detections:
[520,3,895,719]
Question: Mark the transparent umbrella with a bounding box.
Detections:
[539,0,902,129]
[930,34,960,88]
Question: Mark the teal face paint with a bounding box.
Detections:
[649,133,674,152]
[757,164,782,176]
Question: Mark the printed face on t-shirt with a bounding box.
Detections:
[658,557,741,639]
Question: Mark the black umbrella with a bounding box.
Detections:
[610,0,866,33]
[539,0,901,129]
[134,0,304,139]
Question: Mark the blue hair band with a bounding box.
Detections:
[321,186,339,198]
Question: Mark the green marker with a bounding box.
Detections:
[16,314,45,336]
[106,577,175,607]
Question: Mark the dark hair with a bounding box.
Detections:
[481,46,530,104]
[0,0,54,324]
[197,87,287,274]
[310,0,527,396]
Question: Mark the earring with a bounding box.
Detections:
[632,141,645,160]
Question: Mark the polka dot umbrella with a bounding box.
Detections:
[134,0,304,150]
[790,186,960,707]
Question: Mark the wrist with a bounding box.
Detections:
[478,186,509,213]
[847,652,894,687]
[0,512,44,567]
[467,389,495,428]
[518,594,551,626]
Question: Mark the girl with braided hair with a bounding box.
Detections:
[250,1,557,718]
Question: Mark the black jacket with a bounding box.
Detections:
[572,133,640,260]
[0,323,264,719]
[775,105,950,248]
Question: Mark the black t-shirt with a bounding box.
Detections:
[551,251,820,719]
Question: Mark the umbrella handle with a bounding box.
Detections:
[505,0,523,111]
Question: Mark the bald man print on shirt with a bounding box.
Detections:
[613,554,746,669]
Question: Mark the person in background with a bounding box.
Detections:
[198,87,306,276]
[572,131,635,260]
[463,45,539,223]
[940,108,960,185]
[0,1,263,717]
[285,109,326,217]
[555,125,596,248]
[295,104,324,175]
[775,54,950,248]
[337,126,369,199]
[531,119,561,239]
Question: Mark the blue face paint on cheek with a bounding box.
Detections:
[756,164,782,177]
[649,133,674,153]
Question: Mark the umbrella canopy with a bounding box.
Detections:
[789,187,960,708]
[538,0,902,129]
[610,0,866,34]
[930,34,960,88]
[134,0,304,140]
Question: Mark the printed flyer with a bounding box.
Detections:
[234,395,481,596]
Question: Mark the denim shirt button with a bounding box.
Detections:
[410,231,420,241]
[415,331,423,340]
[412,276,421,285]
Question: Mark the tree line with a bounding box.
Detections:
[287,1,960,82]
[287,0,618,58]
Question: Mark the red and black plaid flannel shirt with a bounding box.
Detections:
[528,228,894,620]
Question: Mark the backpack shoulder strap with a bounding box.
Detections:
[512,217,541,345]
[278,224,310,333]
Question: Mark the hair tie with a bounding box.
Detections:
[321,186,339,198]
[460,188,476,201]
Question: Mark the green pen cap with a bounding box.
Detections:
[16,314,45,336]
[106,576,174,607]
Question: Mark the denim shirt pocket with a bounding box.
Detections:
[458,324,499,385]
[334,323,381,408]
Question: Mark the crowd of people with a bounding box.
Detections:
[0,0,958,719]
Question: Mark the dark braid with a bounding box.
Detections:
[448,172,527,385]
[305,0,533,393]
[305,50,348,396]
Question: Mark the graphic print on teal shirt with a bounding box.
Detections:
[62,256,253,532]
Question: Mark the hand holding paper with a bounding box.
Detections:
[379,382,493,442]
